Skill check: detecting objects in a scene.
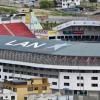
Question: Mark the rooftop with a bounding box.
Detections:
[4,79,27,85]
[0,36,100,57]
[53,20,100,31]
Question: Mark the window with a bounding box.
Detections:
[64,83,69,86]
[11,96,15,100]
[34,87,38,90]
[91,77,98,80]
[49,75,58,78]
[77,76,83,80]
[27,87,33,91]
[42,79,47,83]
[91,84,98,87]
[49,36,56,40]
[3,69,8,72]
[40,74,44,77]
[34,73,38,76]
[42,86,47,90]
[52,82,57,85]
[4,76,7,79]
[9,76,13,79]
[77,83,80,86]
[5,96,8,98]
[24,97,27,100]
[13,88,17,92]
[64,76,69,79]
[93,70,98,73]
[9,70,14,73]
[0,75,1,78]
[0,97,3,100]
[77,83,84,87]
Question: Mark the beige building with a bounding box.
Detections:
[3,78,51,100]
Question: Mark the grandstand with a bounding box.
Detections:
[0,22,34,38]
[52,20,100,41]
[0,36,100,97]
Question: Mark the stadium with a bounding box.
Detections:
[51,20,100,41]
[0,36,100,97]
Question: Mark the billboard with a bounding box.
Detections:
[25,13,31,24]
[25,12,43,30]
[31,12,43,30]
[48,31,57,36]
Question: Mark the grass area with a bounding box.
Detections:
[0,6,18,14]
[33,8,75,16]
[33,9,53,16]
[41,22,60,30]
[0,7,17,14]
[80,2,100,9]
[52,10,78,16]
[0,5,18,10]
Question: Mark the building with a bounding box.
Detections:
[0,89,17,100]
[52,20,100,41]
[54,0,80,8]
[0,36,100,98]
[3,78,51,100]
[0,0,35,7]
[27,94,74,100]
[62,0,80,8]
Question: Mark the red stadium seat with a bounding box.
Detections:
[0,24,10,35]
[0,22,35,38]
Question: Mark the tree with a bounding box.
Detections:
[53,0,58,7]
[89,0,97,2]
[40,0,55,9]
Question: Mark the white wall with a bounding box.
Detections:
[62,0,80,8]
[0,89,17,100]
[60,72,100,91]
[1,59,100,91]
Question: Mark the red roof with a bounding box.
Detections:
[0,22,35,38]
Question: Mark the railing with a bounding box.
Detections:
[0,50,100,66]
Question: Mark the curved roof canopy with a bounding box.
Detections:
[53,20,100,31]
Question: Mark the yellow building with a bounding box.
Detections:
[3,78,51,100]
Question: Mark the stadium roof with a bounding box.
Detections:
[53,20,100,31]
[0,36,100,57]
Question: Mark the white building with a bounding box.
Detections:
[62,0,80,8]
[0,89,17,100]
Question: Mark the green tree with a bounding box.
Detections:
[89,0,97,2]
[40,0,55,9]
[0,7,18,14]
[53,0,57,7]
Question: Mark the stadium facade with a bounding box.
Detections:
[52,20,100,41]
[0,36,100,96]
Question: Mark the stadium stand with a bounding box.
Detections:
[0,24,10,35]
[0,22,34,38]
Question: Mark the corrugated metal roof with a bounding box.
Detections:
[0,36,100,57]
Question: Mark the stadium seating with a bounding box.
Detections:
[0,22,34,38]
[0,24,10,35]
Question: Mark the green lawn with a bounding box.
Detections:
[33,8,76,16]
[80,2,100,9]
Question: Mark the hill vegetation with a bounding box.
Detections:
[0,7,18,14]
